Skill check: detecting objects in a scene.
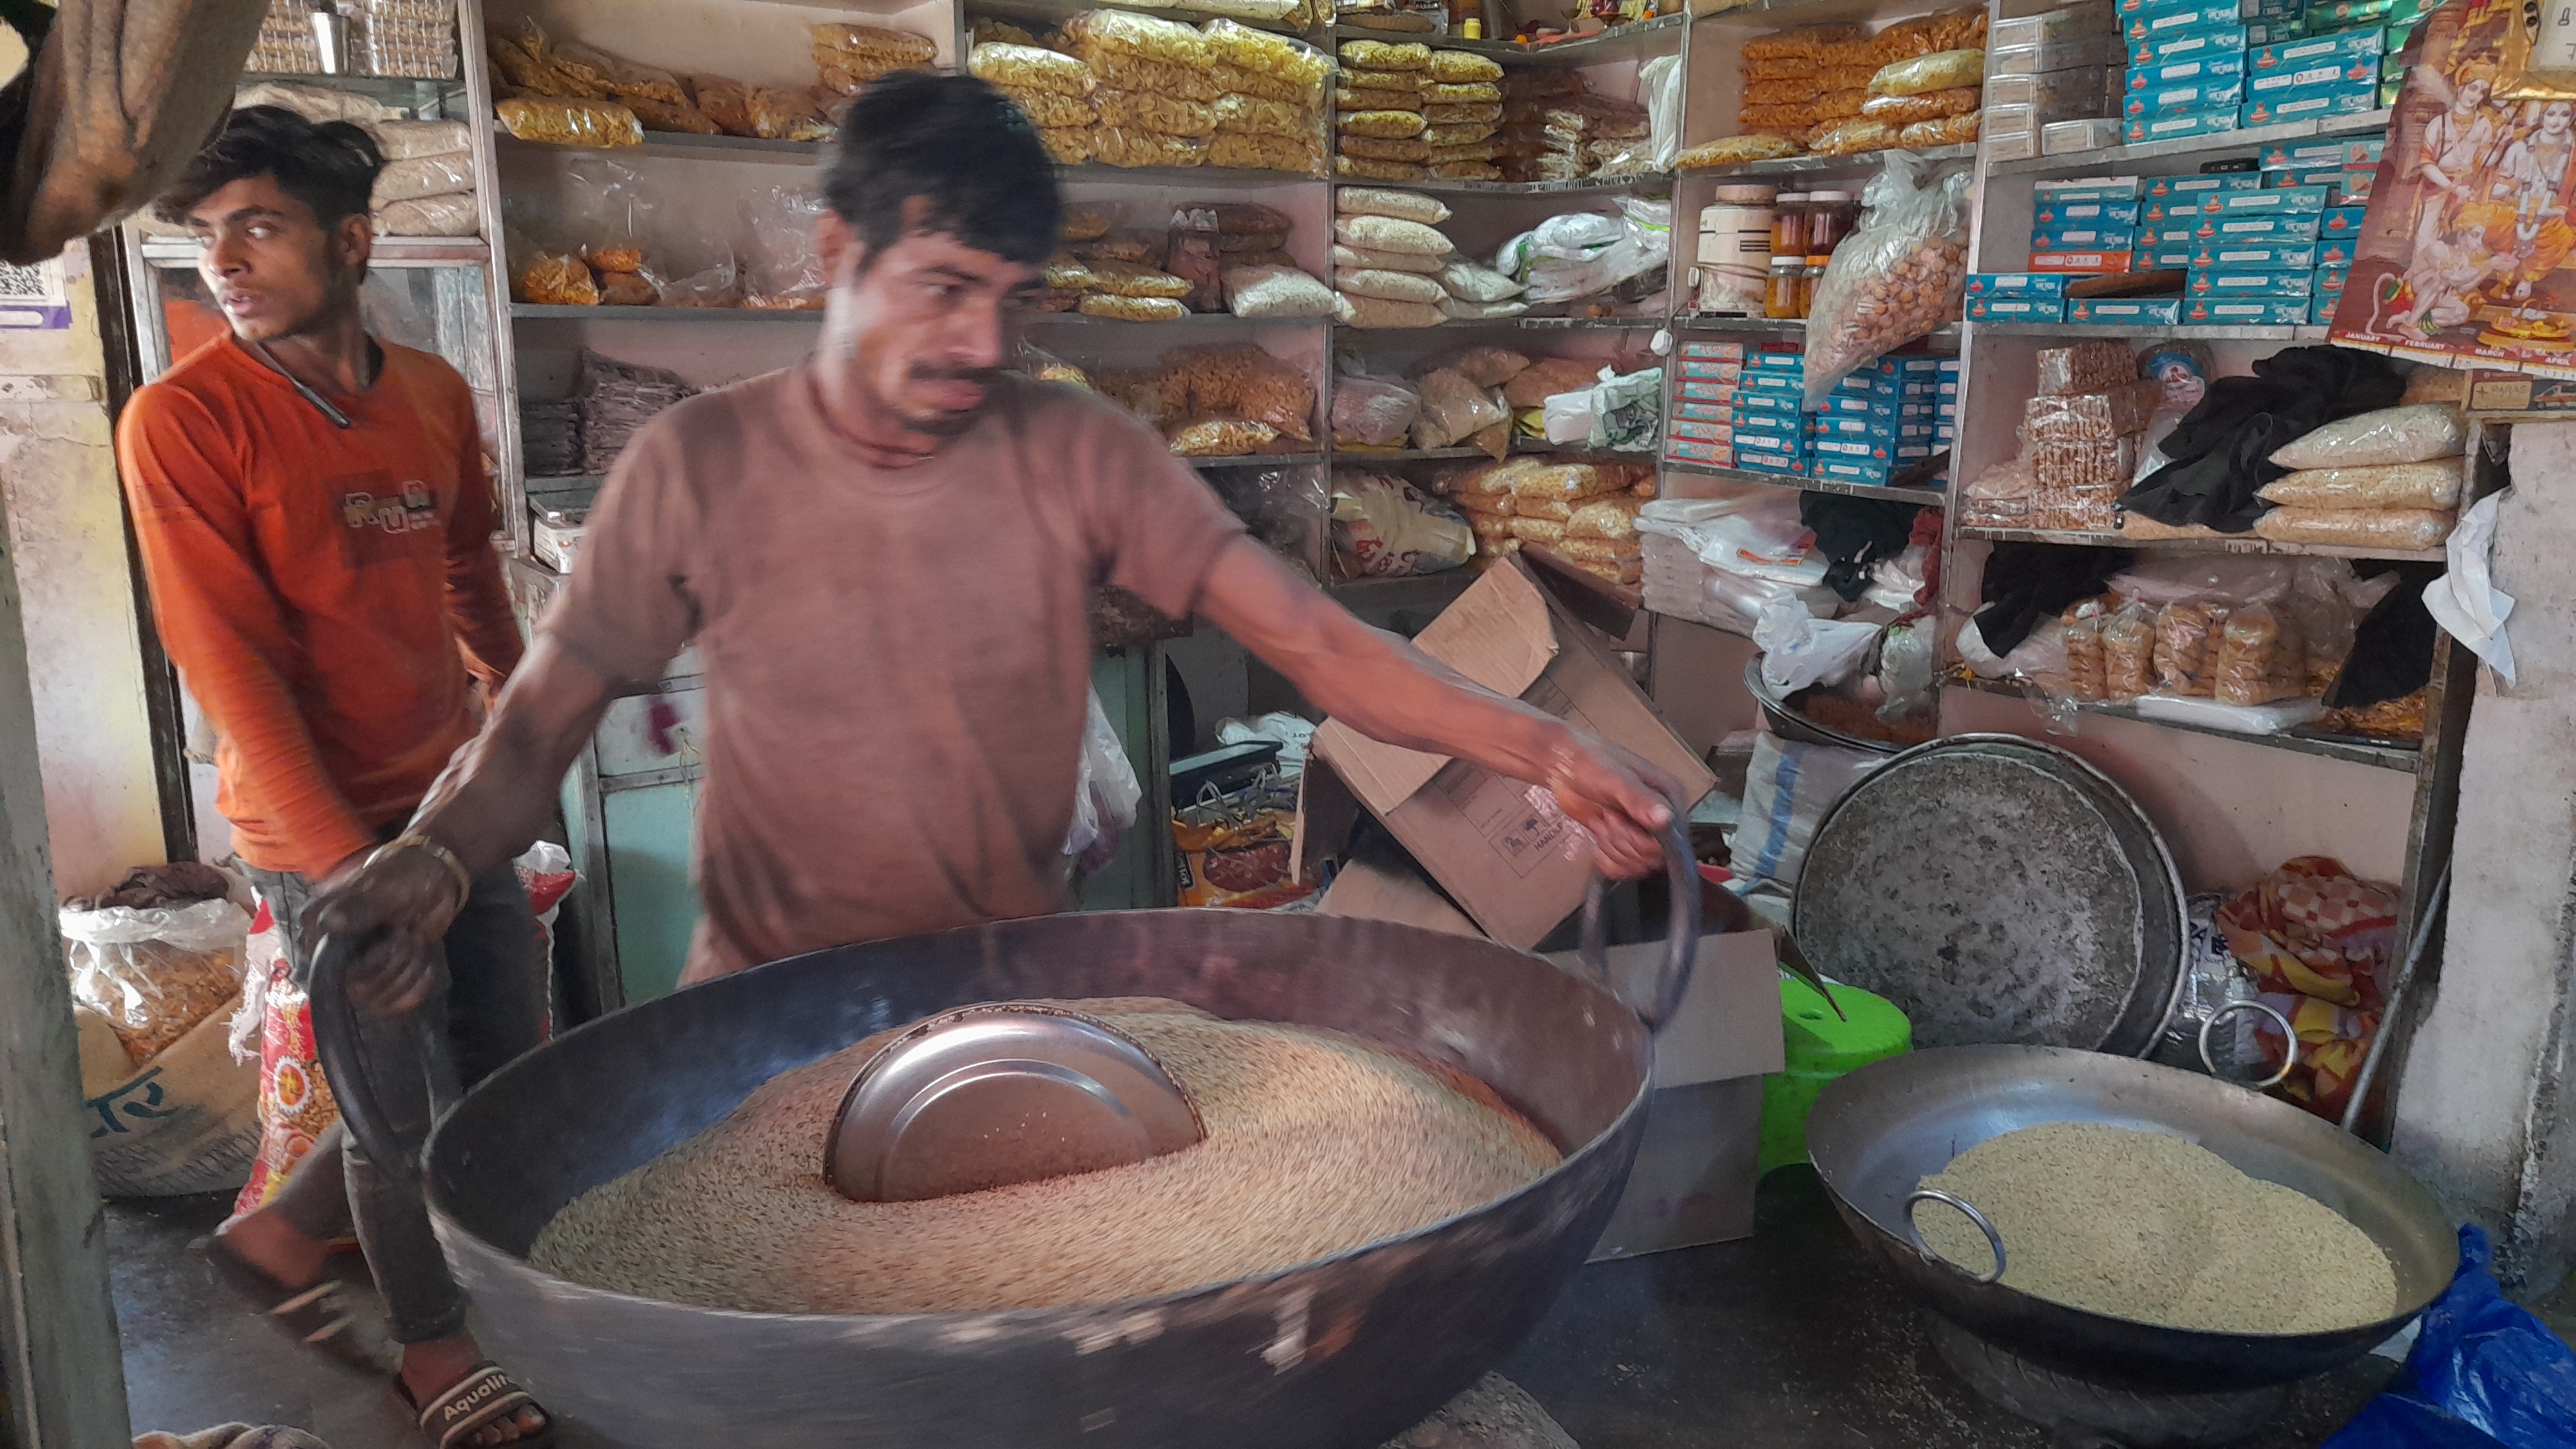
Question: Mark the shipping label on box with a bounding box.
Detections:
[1734,450,1805,475]
[1819,392,1904,419]
[1676,379,1742,402]
[2034,176,2148,201]
[2069,295,2186,323]
[2145,244,2198,266]
[1676,359,1744,381]
[2202,182,2332,215]
[2145,176,2266,204]
[1309,561,1716,950]
[1739,371,1804,393]
[1663,438,1734,466]
[2194,210,2324,242]
[2031,249,2139,272]
[1668,419,1736,443]
[2190,238,2321,267]
[1967,271,2071,297]
[1969,294,2068,322]
[2189,265,2316,296]
[2245,55,2380,93]
[2126,75,2246,114]
[2302,0,2395,31]
[1738,386,1802,413]
[1673,400,1739,422]
[1745,348,1805,371]
[1812,459,1899,484]
[2142,197,2214,227]
[2184,296,2313,324]
[2127,106,2244,142]
[2131,26,2250,64]
[2242,85,2380,123]
[1734,422,1804,450]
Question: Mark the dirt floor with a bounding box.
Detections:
[109,1168,2396,1448]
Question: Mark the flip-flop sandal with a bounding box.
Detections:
[196,1235,386,1372]
[397,1363,555,1449]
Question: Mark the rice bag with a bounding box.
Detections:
[1338,187,1450,224]
[1342,135,1432,161]
[1226,265,1337,317]
[1332,373,1422,446]
[1335,292,1448,328]
[1334,214,1452,255]
[1412,367,1507,448]
[1338,268,1448,305]
[2268,404,2468,469]
[1334,156,1432,182]
[375,194,480,237]
[2250,507,2458,550]
[2257,460,2465,510]
[1334,242,1444,274]
[364,118,470,160]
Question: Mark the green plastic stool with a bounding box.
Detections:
[1759,977,1911,1175]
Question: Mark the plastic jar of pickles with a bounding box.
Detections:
[1769,194,1808,257]
[1765,255,1806,319]
[1807,190,1858,254]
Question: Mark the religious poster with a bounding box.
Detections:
[2330,0,2576,378]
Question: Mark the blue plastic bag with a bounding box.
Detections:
[2324,1224,2576,1449]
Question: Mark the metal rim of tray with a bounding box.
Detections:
[1791,733,2189,1059]
[1743,656,1901,755]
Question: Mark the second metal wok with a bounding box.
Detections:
[316,840,1701,1449]
[1806,1043,2455,1394]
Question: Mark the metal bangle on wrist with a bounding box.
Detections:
[370,832,473,914]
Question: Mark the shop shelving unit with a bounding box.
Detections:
[122,0,2481,1113]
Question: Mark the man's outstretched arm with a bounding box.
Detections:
[1193,536,1680,880]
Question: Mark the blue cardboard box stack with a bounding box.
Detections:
[1806,356,1947,486]
[1732,348,1810,477]
[2121,0,2251,144]
[2184,180,2330,325]
[2240,26,2382,126]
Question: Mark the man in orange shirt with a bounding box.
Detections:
[117,107,551,1449]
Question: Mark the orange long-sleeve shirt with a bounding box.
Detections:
[117,334,524,879]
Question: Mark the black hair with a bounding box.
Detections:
[819,71,1061,269]
[153,105,384,227]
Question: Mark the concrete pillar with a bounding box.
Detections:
[2390,421,2576,1293]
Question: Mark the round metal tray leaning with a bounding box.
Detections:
[1806,1043,2454,1394]
[384,902,1683,1449]
[1793,734,2190,1057]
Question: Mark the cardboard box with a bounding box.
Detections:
[2259,135,2383,168]
[2128,54,2248,88]
[2031,249,2138,272]
[2190,238,2321,268]
[2244,55,2380,92]
[1309,562,1715,949]
[2203,182,2332,215]
[2125,0,2249,43]
[1968,294,2067,322]
[2189,265,2316,296]
[1662,438,1733,466]
[2130,25,2249,65]
[1672,401,1738,424]
[2126,75,2247,113]
[2251,24,2385,69]
[2184,296,2313,324]
[2242,86,2379,123]
[2034,197,2146,225]
[1734,450,1806,475]
[2146,172,2266,199]
[1998,0,2116,41]
[1573,932,1786,1258]
[1991,34,2128,71]
[1676,379,1741,402]
[1989,65,2116,108]
[2126,106,2244,142]
[2195,210,2324,242]
[1676,339,1748,363]
[1967,270,2071,297]
[2321,202,2370,235]
[2069,295,2185,324]
[2030,222,2141,251]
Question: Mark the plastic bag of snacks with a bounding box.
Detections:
[1331,371,1421,446]
[496,97,642,147]
[1868,47,1984,96]
[1331,471,1471,577]
[1802,151,1969,406]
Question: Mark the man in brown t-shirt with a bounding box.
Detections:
[319,73,1678,1007]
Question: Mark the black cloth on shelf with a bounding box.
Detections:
[2120,346,2405,533]
[2327,563,2443,709]
[1970,542,2132,657]
[1800,493,1921,602]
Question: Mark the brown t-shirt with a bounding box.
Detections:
[542,366,1245,984]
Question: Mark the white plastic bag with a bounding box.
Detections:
[1066,688,1144,875]
[1642,53,1684,171]
[1217,713,1318,774]
[1331,371,1422,446]
[1332,472,1472,577]
[1493,197,1671,303]
[1801,151,1971,406]
[1754,600,1881,692]
[64,896,252,1065]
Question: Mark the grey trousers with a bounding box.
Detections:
[243,858,543,1345]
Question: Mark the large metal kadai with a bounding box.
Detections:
[310,828,1703,1449]
[1794,734,2188,1057]
[1808,1045,2454,1406]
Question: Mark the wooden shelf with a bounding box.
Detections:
[1183,451,1325,469]
[1944,676,2421,773]
[1327,12,1684,64]
[511,303,825,322]
[1677,142,1976,183]
[1406,171,1675,196]
[1987,108,2393,178]
[498,130,823,164]
[1955,523,2445,564]
[1063,162,1325,185]
[1332,446,1490,462]
[1673,314,1962,343]
[1664,459,1949,507]
[979,0,1316,33]
[1971,321,2333,342]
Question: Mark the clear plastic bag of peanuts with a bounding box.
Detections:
[1801,149,1970,407]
